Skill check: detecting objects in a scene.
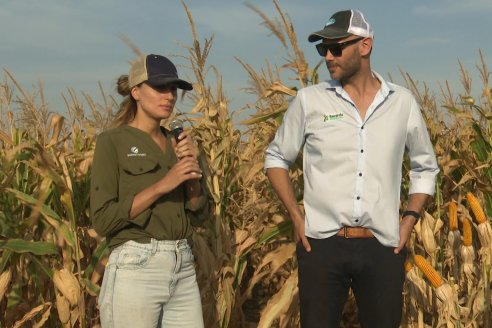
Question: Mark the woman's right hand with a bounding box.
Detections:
[155,156,202,195]
[129,157,202,219]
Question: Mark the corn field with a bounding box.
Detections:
[1,1,491,327]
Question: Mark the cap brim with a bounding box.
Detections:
[308,29,352,42]
[146,77,193,91]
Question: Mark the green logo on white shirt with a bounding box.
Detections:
[324,113,344,122]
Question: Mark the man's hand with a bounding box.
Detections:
[292,215,311,252]
[394,215,416,254]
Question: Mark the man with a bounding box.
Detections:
[264,9,439,328]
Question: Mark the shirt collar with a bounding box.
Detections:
[325,71,394,98]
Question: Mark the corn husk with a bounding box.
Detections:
[460,245,477,281]
[53,268,81,306]
[476,221,492,248]
[435,283,459,322]
[421,212,437,256]
[0,268,12,301]
[405,264,428,307]
[56,292,71,324]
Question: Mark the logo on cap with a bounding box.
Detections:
[325,18,336,27]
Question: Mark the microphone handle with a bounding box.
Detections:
[171,127,183,142]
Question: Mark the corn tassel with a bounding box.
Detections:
[414,255,443,288]
[466,192,487,224]
[448,201,458,231]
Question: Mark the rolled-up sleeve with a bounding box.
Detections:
[90,133,136,236]
[406,101,439,196]
[264,95,306,170]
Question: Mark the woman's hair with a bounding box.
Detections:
[112,75,137,127]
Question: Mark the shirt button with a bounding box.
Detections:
[356,196,361,200]
[355,219,359,223]
[360,149,364,153]
[358,173,362,177]
[361,126,364,130]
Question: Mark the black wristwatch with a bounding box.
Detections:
[402,210,421,221]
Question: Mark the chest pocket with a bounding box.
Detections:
[122,157,159,175]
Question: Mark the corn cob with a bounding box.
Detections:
[462,217,473,247]
[466,192,487,224]
[404,260,413,273]
[414,255,444,288]
[448,201,458,231]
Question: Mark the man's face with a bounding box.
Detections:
[317,36,364,82]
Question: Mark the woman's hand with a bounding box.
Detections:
[173,129,199,160]
[155,156,202,195]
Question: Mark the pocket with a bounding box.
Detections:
[116,247,152,270]
[122,157,159,175]
[183,247,195,264]
[98,262,117,327]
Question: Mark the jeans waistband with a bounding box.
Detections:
[122,239,189,253]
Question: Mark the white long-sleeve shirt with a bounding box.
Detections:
[264,72,439,247]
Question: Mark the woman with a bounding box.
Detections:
[91,54,206,328]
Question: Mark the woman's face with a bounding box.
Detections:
[131,82,178,121]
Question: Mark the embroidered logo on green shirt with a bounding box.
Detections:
[127,146,146,157]
[324,113,344,122]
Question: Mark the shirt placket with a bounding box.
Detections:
[353,121,365,225]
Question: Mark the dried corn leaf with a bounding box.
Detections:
[46,114,64,147]
[12,303,51,328]
[257,271,298,328]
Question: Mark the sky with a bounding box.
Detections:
[1,0,491,123]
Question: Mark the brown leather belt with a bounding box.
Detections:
[336,226,374,238]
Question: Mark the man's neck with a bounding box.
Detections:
[341,70,381,120]
[341,69,380,98]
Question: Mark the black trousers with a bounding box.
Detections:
[296,236,406,328]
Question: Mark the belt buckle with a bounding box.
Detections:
[343,226,352,239]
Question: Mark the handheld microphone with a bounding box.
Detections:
[169,120,183,142]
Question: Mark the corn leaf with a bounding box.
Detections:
[0,239,58,255]
[257,221,292,245]
[0,249,12,273]
[82,241,108,279]
[5,188,61,221]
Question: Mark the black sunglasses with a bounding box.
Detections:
[316,37,365,57]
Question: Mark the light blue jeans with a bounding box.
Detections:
[98,239,204,328]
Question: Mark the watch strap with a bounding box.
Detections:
[402,210,421,221]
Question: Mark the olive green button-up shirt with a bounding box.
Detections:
[90,125,207,250]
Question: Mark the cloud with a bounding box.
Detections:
[414,0,492,16]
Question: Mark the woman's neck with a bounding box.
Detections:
[128,116,162,136]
